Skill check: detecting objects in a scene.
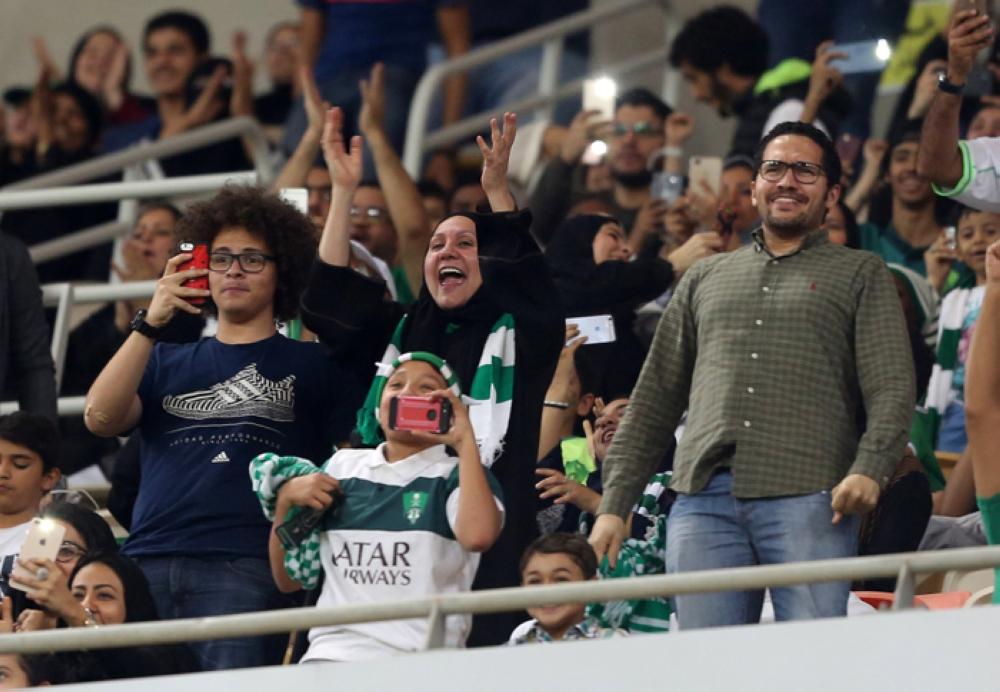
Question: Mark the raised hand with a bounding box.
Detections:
[807,40,846,104]
[145,252,210,328]
[477,111,517,195]
[321,106,363,191]
[301,64,330,138]
[230,31,255,118]
[559,109,607,165]
[986,239,1000,283]
[102,40,131,110]
[358,62,386,137]
[948,10,994,84]
[665,112,695,147]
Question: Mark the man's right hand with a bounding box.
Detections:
[322,106,363,191]
[986,239,1000,283]
[948,10,994,85]
[560,109,608,165]
[145,253,210,329]
[924,233,957,293]
[589,513,626,569]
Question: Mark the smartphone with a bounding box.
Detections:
[835,134,862,168]
[280,187,308,215]
[583,77,617,121]
[965,64,995,97]
[389,396,453,434]
[178,241,209,305]
[829,40,891,75]
[956,0,989,15]
[275,487,343,550]
[9,518,66,593]
[567,314,617,345]
[945,226,957,250]
[688,156,723,198]
[651,172,685,205]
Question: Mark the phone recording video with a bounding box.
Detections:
[389,395,453,434]
[178,241,209,305]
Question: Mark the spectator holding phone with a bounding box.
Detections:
[302,106,563,645]
[253,352,502,661]
[83,186,360,671]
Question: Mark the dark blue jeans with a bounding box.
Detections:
[133,555,293,671]
[666,471,860,629]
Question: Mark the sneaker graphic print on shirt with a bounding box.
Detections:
[162,363,295,422]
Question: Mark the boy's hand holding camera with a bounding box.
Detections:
[144,251,211,329]
[409,389,476,454]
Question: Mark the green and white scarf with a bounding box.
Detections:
[356,313,516,467]
[249,452,325,589]
[911,287,977,491]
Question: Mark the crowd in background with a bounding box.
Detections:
[0,0,998,685]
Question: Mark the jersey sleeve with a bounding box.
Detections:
[933,138,1000,212]
[445,465,505,535]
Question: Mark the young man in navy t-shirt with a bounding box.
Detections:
[85,186,359,670]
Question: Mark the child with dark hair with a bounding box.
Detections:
[0,413,61,598]
[509,532,625,644]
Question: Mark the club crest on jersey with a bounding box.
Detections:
[403,491,428,525]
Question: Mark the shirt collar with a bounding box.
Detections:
[364,443,452,478]
[751,227,829,258]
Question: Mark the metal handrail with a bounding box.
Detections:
[1,545,998,655]
[0,171,257,212]
[2,117,274,191]
[29,220,131,264]
[402,0,674,175]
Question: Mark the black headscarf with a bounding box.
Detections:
[70,552,159,624]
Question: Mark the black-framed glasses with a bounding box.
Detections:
[611,121,661,138]
[758,160,825,184]
[56,541,87,564]
[208,252,275,273]
[349,206,388,223]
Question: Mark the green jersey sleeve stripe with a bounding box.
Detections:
[932,140,974,197]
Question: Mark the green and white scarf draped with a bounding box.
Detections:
[249,452,326,589]
[356,313,516,467]
[911,287,977,491]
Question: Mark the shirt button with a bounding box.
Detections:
[762,286,770,293]
[755,319,763,326]
[747,386,755,394]
[743,420,752,428]
[751,352,759,359]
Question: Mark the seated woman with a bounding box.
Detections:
[253,352,503,661]
[545,214,674,396]
[66,26,153,126]
[301,108,564,645]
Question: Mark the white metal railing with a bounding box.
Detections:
[402,0,677,176]
[0,545,997,655]
[2,117,274,192]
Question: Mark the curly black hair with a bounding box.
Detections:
[173,185,317,322]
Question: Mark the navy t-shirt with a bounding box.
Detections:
[124,334,358,559]
[300,0,460,81]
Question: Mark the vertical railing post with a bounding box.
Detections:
[891,562,916,610]
[49,283,74,393]
[537,38,564,125]
[422,601,446,651]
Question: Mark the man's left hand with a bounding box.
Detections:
[830,473,880,524]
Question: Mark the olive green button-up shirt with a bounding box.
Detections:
[600,230,915,518]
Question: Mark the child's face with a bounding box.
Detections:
[956,210,1000,278]
[522,552,588,638]
[379,361,448,440]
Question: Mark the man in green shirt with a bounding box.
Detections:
[858,125,944,282]
[589,121,915,629]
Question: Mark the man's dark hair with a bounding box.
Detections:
[0,412,60,472]
[143,10,210,54]
[669,6,769,78]
[173,185,317,322]
[137,200,182,224]
[519,532,598,580]
[416,179,448,203]
[753,121,842,189]
[615,87,672,121]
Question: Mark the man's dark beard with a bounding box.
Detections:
[612,167,653,190]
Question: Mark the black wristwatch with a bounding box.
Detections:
[937,72,965,95]
[129,309,163,340]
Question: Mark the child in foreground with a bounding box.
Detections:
[508,532,627,644]
[251,352,504,661]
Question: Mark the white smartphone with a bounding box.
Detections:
[583,77,617,121]
[567,315,616,345]
[9,518,66,593]
[688,155,723,198]
[829,40,891,75]
[280,187,308,215]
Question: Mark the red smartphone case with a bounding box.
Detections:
[178,241,209,304]
[389,396,452,434]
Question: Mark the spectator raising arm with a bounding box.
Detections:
[436,3,471,126]
[918,10,994,188]
[359,63,431,297]
[299,7,324,72]
[477,112,518,213]
[84,253,210,437]
[966,240,1000,498]
[318,107,363,268]
[270,65,330,192]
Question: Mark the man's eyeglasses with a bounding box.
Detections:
[208,252,276,273]
[349,206,388,223]
[758,160,825,184]
[611,121,661,138]
[56,541,86,564]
